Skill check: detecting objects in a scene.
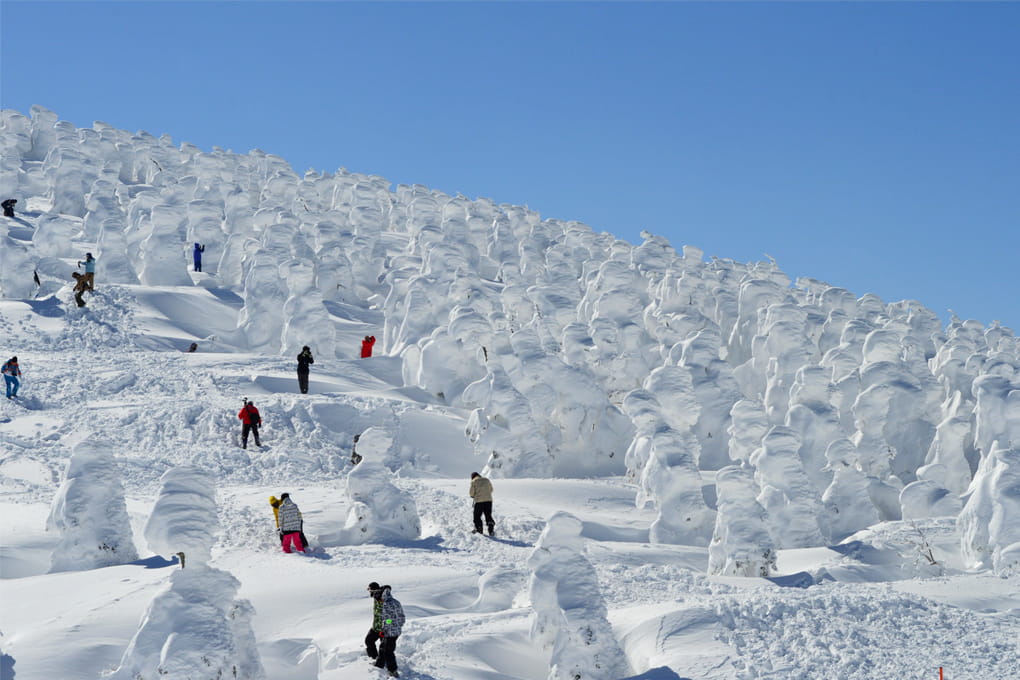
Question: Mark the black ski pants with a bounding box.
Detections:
[297,368,309,394]
[473,501,495,535]
[373,634,398,672]
[242,422,260,448]
[365,628,380,658]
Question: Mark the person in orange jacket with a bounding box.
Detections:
[361,335,376,358]
[238,399,262,449]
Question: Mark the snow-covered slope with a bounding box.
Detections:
[1,107,1019,680]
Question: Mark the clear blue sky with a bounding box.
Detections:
[3,1,1018,330]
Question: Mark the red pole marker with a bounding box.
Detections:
[940,668,943,680]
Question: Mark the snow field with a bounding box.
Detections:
[2,108,1019,679]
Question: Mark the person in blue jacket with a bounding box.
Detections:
[78,253,96,290]
[2,357,21,399]
[193,243,205,272]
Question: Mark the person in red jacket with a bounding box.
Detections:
[361,335,376,358]
[238,399,262,449]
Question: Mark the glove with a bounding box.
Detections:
[379,631,385,639]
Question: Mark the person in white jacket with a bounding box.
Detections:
[277,493,304,553]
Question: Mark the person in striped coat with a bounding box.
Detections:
[277,493,305,553]
[366,583,405,677]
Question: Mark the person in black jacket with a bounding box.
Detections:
[1,198,16,217]
[297,346,314,394]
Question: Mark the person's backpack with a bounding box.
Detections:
[246,403,262,426]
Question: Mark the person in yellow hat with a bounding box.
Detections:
[269,495,283,545]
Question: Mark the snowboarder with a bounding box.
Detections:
[365,582,405,677]
[77,252,96,291]
[469,472,495,536]
[350,433,363,465]
[186,342,198,352]
[71,272,88,307]
[1,198,16,217]
[278,492,305,553]
[238,399,262,449]
[193,243,205,272]
[361,335,376,358]
[296,345,314,394]
[2,357,21,399]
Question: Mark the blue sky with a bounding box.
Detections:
[3,1,1018,330]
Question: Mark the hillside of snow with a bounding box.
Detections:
[1,106,1019,680]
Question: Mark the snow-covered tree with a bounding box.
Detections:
[708,465,776,577]
[751,426,829,548]
[958,444,1020,574]
[144,465,218,566]
[527,512,629,680]
[47,439,138,572]
[821,439,880,541]
[107,566,265,680]
[322,460,420,545]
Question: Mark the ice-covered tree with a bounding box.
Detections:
[924,391,976,496]
[47,440,138,572]
[708,465,776,577]
[322,460,420,545]
[107,566,265,680]
[463,362,553,477]
[751,426,829,548]
[728,399,769,466]
[527,512,629,680]
[144,465,218,566]
[821,439,880,542]
[958,444,1020,574]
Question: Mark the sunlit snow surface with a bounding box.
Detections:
[1,108,1019,680]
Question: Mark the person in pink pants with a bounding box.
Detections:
[277,493,306,553]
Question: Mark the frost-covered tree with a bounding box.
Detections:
[280,258,336,358]
[924,391,976,496]
[108,566,265,680]
[675,328,743,470]
[727,399,768,466]
[463,362,553,477]
[624,385,713,546]
[47,440,138,572]
[527,512,629,680]
[322,460,420,545]
[958,444,1020,574]
[751,426,829,548]
[785,364,843,493]
[821,439,880,542]
[137,202,192,286]
[144,465,218,566]
[708,465,776,577]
